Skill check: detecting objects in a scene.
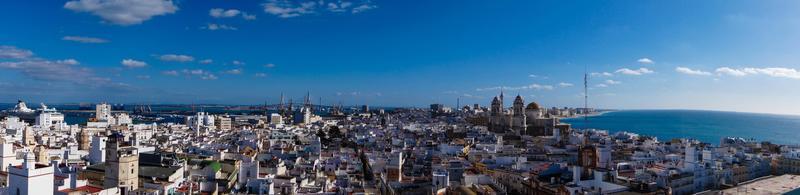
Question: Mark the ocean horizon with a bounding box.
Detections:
[561,109,800,145]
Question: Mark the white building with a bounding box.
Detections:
[96,103,113,122]
[186,112,215,132]
[270,113,283,125]
[7,151,54,195]
[36,111,66,130]
[89,135,107,165]
[0,140,20,172]
[115,113,132,126]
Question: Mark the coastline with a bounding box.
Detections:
[558,110,615,120]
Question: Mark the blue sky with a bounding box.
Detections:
[2,0,800,115]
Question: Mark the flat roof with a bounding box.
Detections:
[720,174,800,194]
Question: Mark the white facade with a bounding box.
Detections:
[89,135,107,164]
[270,113,283,125]
[115,113,132,126]
[36,111,66,130]
[96,103,113,121]
[7,151,54,195]
[0,141,20,172]
[186,112,215,131]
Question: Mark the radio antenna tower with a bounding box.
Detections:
[584,65,589,126]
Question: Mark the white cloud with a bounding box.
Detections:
[263,0,317,18]
[0,45,121,88]
[262,0,376,18]
[590,72,613,77]
[56,59,80,65]
[159,54,194,62]
[0,46,34,59]
[203,23,237,31]
[351,3,377,13]
[209,8,240,18]
[161,70,178,76]
[605,79,621,85]
[595,84,608,88]
[64,0,178,26]
[476,83,554,91]
[637,58,654,64]
[201,74,218,80]
[121,59,147,68]
[715,67,748,76]
[264,63,276,68]
[231,60,245,65]
[254,73,267,77]
[675,66,711,76]
[199,59,213,64]
[558,82,573,87]
[716,67,800,79]
[62,36,108,43]
[184,69,206,75]
[225,68,243,74]
[242,13,257,20]
[327,1,353,12]
[615,67,654,75]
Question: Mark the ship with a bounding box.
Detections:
[0,100,42,123]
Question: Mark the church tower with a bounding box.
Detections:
[512,95,524,116]
[104,132,139,193]
[78,128,91,150]
[22,126,35,146]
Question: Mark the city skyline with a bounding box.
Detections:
[3,1,800,115]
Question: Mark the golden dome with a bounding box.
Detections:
[526,102,540,110]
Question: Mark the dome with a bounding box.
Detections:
[526,102,540,110]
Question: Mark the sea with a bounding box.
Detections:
[561,110,800,145]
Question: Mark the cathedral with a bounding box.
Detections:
[487,90,545,135]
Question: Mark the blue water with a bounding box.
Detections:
[561,110,800,145]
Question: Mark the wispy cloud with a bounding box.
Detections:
[605,79,621,85]
[351,3,377,13]
[263,0,317,18]
[0,45,126,88]
[166,69,218,80]
[675,66,711,76]
[0,46,34,59]
[62,36,109,43]
[231,60,245,65]
[262,0,376,18]
[159,54,194,62]
[263,63,276,68]
[202,23,237,31]
[64,0,178,26]
[327,1,353,12]
[590,72,613,77]
[558,82,573,87]
[225,68,243,74]
[615,67,654,75]
[254,73,267,77]
[199,59,213,64]
[715,67,800,79]
[209,8,240,18]
[121,59,147,68]
[476,83,554,91]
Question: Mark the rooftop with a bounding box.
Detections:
[719,174,800,194]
